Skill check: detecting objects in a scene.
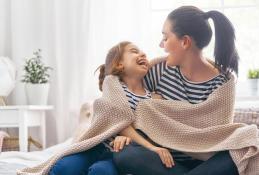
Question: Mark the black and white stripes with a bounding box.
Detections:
[104,83,151,149]
[122,84,152,111]
[144,61,228,104]
[143,60,228,160]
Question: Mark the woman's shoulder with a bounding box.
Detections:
[148,57,177,73]
[209,73,229,86]
[149,56,167,68]
[204,59,231,83]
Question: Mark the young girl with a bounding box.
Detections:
[99,40,175,166]
[49,41,173,175]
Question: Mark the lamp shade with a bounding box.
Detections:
[0,57,16,96]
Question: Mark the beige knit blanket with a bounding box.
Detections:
[18,68,259,175]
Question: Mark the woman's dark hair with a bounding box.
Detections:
[96,41,131,91]
[167,6,239,75]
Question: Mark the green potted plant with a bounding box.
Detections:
[247,68,259,96]
[21,49,53,105]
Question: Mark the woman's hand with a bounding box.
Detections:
[118,125,173,168]
[149,146,175,168]
[110,136,132,152]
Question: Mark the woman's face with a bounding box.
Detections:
[160,19,185,66]
[120,44,149,79]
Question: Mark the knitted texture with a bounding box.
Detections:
[18,65,259,175]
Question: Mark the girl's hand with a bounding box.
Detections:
[149,146,175,168]
[110,136,132,152]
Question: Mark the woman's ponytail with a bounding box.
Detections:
[206,11,239,75]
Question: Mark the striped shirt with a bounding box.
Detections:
[122,83,152,110]
[103,83,151,150]
[144,61,228,104]
[144,61,228,160]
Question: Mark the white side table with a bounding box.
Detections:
[0,105,53,152]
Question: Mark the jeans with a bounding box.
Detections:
[186,151,239,175]
[113,142,239,175]
[49,143,118,175]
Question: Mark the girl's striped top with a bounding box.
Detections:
[103,83,151,150]
[122,83,152,110]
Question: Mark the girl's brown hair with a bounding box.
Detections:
[97,41,131,91]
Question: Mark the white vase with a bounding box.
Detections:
[25,83,50,105]
[248,79,258,96]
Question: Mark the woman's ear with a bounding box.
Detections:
[181,35,192,50]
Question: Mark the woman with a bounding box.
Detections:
[113,6,239,175]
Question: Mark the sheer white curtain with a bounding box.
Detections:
[0,0,152,146]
